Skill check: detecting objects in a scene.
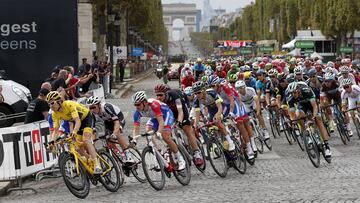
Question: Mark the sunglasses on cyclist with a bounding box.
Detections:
[156,93,165,97]
[89,106,97,110]
[49,101,58,106]
[134,103,142,107]
[194,91,202,95]
[343,85,351,89]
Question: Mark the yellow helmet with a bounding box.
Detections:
[244,71,252,79]
[196,58,202,63]
[46,91,61,102]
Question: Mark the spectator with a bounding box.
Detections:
[45,66,61,83]
[51,69,67,91]
[41,82,52,91]
[64,66,80,100]
[119,59,125,82]
[78,58,88,76]
[79,64,100,94]
[24,88,50,124]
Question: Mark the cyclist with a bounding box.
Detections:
[86,96,134,164]
[265,69,279,108]
[338,66,356,87]
[235,80,271,140]
[209,76,256,159]
[306,68,323,100]
[255,69,269,108]
[193,58,205,81]
[341,79,360,135]
[46,91,102,174]
[294,66,306,81]
[132,91,186,170]
[181,70,195,90]
[154,84,204,167]
[192,81,236,152]
[286,82,331,158]
[320,72,342,134]
[215,65,227,78]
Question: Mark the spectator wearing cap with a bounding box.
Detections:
[24,88,50,124]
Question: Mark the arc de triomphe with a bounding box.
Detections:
[163,3,197,41]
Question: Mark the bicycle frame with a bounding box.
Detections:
[143,133,170,169]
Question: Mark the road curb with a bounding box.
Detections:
[114,68,154,98]
[0,181,15,197]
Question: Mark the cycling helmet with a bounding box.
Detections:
[253,64,259,71]
[86,96,101,106]
[340,66,350,74]
[341,78,352,86]
[271,60,279,67]
[325,67,334,73]
[244,65,251,72]
[231,64,238,69]
[262,57,269,63]
[279,61,286,68]
[259,62,265,69]
[219,78,227,85]
[286,82,298,94]
[196,58,202,63]
[307,68,317,77]
[216,65,222,71]
[205,69,213,76]
[208,75,220,86]
[185,70,192,77]
[286,73,296,83]
[235,80,246,89]
[201,75,209,83]
[184,86,193,96]
[46,91,61,102]
[268,69,278,77]
[132,91,147,104]
[192,81,204,92]
[184,63,190,68]
[277,72,286,81]
[154,84,170,93]
[324,72,334,81]
[265,63,272,70]
[341,58,351,65]
[243,72,252,79]
[256,69,266,76]
[294,66,302,74]
[228,74,238,83]
[326,61,335,68]
[289,57,296,64]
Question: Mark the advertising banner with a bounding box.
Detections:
[0,0,78,96]
[0,121,56,180]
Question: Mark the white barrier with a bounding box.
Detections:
[0,121,56,181]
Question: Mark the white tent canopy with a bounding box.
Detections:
[310,52,323,60]
[287,48,301,56]
[282,39,296,49]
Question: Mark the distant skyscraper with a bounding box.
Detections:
[201,0,216,29]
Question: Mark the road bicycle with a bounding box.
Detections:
[95,131,146,183]
[172,124,206,172]
[138,131,191,191]
[58,133,122,199]
[248,110,272,151]
[344,106,360,139]
[268,105,281,139]
[292,115,331,168]
[322,103,350,145]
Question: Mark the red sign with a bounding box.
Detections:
[223,41,248,48]
[146,52,153,60]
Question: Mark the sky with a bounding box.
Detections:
[162,0,254,13]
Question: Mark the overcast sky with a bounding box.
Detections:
[162,0,254,13]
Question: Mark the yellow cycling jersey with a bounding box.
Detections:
[52,100,89,129]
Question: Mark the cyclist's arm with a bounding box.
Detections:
[254,95,261,114]
[156,115,165,133]
[310,100,318,118]
[266,92,271,106]
[72,116,81,135]
[215,100,223,119]
[113,120,121,135]
[276,95,282,108]
[133,125,140,137]
[175,98,184,122]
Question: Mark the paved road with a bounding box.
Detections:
[3,74,360,202]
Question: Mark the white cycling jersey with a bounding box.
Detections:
[238,87,257,112]
[341,85,360,110]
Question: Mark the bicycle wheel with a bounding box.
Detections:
[335,118,348,145]
[126,147,147,183]
[194,139,206,172]
[354,115,360,139]
[206,136,228,178]
[60,154,90,199]
[232,139,246,174]
[251,123,264,154]
[303,130,320,168]
[269,112,278,139]
[98,151,123,192]
[282,118,293,145]
[292,125,304,151]
[141,146,166,191]
[173,146,191,186]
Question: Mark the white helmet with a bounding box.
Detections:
[324,72,334,81]
[184,63,190,68]
[132,91,147,104]
[341,78,352,86]
[205,69,213,76]
[216,65,222,71]
[340,66,350,74]
[235,80,246,89]
[86,96,101,106]
[184,86,193,96]
[294,66,302,74]
[326,61,335,68]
